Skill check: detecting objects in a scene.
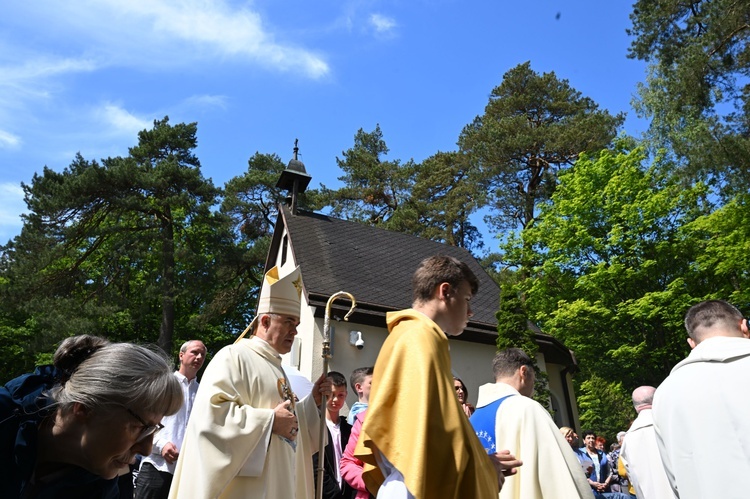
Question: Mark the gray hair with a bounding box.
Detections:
[631,385,656,411]
[50,335,182,418]
[179,340,193,354]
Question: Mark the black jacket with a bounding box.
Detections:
[0,365,119,499]
[312,416,355,499]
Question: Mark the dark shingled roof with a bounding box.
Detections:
[268,205,500,344]
[267,204,577,365]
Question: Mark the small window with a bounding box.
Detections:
[550,393,563,426]
[281,235,288,266]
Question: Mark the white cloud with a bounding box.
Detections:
[369,13,397,34]
[183,94,228,110]
[92,104,153,137]
[0,57,96,104]
[14,0,329,78]
[0,58,97,89]
[0,1,330,165]
[0,130,21,149]
[0,57,97,122]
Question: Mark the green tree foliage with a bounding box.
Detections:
[680,193,750,308]
[312,125,416,227]
[496,283,551,411]
[496,284,533,353]
[629,0,750,119]
[123,118,223,352]
[629,0,750,196]
[220,152,290,313]
[392,151,485,251]
[0,315,39,382]
[577,375,633,444]
[459,61,624,233]
[312,127,487,250]
[223,152,289,240]
[510,140,713,437]
[0,118,249,380]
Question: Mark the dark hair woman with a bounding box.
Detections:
[453,376,475,417]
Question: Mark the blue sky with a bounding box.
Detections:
[0,0,648,248]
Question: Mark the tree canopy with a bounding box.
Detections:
[505,140,723,439]
[311,125,416,227]
[629,0,750,197]
[459,61,624,233]
[0,118,257,380]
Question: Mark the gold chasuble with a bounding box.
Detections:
[354,309,498,499]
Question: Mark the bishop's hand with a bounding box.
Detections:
[272,400,299,440]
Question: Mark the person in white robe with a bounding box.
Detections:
[472,348,593,499]
[168,266,331,499]
[619,386,675,499]
[652,299,750,499]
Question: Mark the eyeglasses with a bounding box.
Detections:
[125,407,164,442]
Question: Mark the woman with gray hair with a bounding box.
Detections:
[0,335,183,498]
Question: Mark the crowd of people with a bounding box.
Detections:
[1,255,748,498]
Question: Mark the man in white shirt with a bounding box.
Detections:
[135,339,206,498]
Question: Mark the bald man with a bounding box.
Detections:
[619,386,674,499]
[652,300,750,499]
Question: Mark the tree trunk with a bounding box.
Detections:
[158,206,175,354]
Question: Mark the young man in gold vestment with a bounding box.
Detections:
[354,255,521,499]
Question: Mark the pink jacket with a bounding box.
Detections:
[340,410,370,499]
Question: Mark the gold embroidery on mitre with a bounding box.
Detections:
[292,274,303,299]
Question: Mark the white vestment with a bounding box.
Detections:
[475,382,593,499]
[652,336,750,499]
[168,336,322,499]
[619,409,675,499]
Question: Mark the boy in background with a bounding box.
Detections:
[347,367,373,425]
[314,372,355,499]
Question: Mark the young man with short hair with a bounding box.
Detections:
[354,255,519,498]
[652,299,750,499]
[471,348,591,499]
